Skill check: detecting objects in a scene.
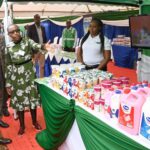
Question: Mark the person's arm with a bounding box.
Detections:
[76,47,85,64]
[28,38,52,53]
[5,47,13,95]
[97,50,111,70]
[76,37,85,64]
[97,36,111,70]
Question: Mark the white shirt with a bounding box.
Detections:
[35,25,43,44]
[81,34,111,66]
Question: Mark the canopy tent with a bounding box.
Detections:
[0,0,141,45]
[0,1,138,19]
[0,0,140,7]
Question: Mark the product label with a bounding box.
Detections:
[104,103,111,118]
[110,96,120,119]
[140,112,150,140]
[119,103,134,128]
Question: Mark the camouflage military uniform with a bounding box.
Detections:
[5,37,43,111]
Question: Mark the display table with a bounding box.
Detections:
[112,44,138,69]
[35,78,150,150]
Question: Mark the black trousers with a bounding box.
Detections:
[85,64,107,71]
[0,65,8,117]
[64,47,75,52]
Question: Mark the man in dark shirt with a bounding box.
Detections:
[27,14,47,77]
[0,25,10,117]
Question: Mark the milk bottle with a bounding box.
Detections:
[140,96,150,140]
[118,87,145,135]
[101,80,112,100]
[104,88,114,119]
[110,90,122,121]
[137,85,148,100]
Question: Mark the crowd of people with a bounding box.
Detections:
[0,14,113,146]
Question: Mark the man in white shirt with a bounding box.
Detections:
[27,14,47,77]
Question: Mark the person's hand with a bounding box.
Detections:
[44,40,54,52]
[6,87,12,95]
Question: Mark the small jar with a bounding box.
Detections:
[94,101,100,112]
[94,85,101,100]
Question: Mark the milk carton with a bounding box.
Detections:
[140,96,150,140]
[104,88,114,119]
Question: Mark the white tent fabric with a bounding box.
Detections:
[0,1,138,18]
[50,16,83,26]
[102,19,129,26]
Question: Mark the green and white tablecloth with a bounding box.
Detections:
[45,48,76,64]
[35,78,150,150]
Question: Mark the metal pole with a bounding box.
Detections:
[4,0,10,45]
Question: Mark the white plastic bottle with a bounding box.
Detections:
[140,96,150,140]
[110,90,122,122]
[104,88,114,119]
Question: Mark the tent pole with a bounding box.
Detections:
[4,0,10,45]
[9,2,14,23]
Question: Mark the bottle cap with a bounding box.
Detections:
[123,89,130,94]
[131,86,138,91]
[115,90,121,94]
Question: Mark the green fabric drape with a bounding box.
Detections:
[36,84,75,150]
[140,2,150,56]
[5,0,140,7]
[0,10,139,24]
[75,106,149,150]
[93,10,139,20]
[35,82,149,150]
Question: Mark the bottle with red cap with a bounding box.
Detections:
[118,88,131,127]
[118,87,145,135]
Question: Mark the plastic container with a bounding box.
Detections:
[94,85,101,100]
[118,89,145,135]
[137,87,148,99]
[140,96,150,140]
[112,80,122,90]
[101,81,112,99]
[110,90,122,120]
[94,101,100,112]
[119,76,129,87]
[104,88,114,118]
[142,80,148,87]
[99,98,105,113]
